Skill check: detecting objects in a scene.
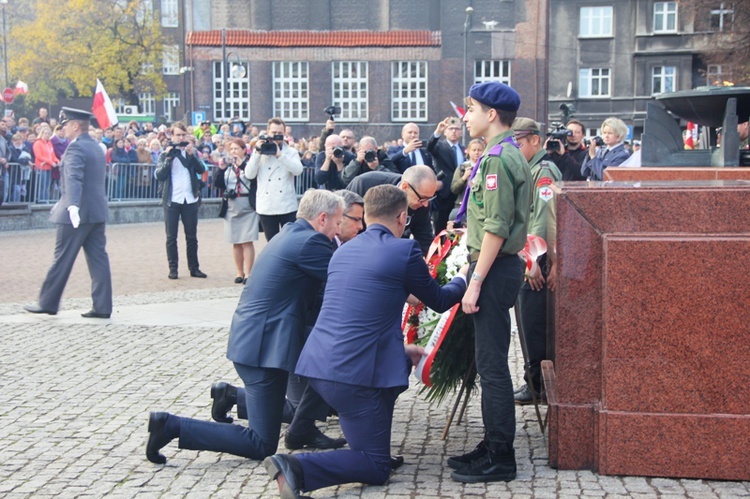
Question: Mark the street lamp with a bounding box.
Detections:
[1,0,8,89]
[221,28,246,122]
[462,6,473,142]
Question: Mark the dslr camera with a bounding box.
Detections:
[584,136,605,147]
[223,189,238,200]
[324,105,341,119]
[333,146,344,159]
[546,123,573,152]
[364,150,377,163]
[256,133,284,155]
[166,141,189,158]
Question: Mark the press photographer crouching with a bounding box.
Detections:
[215,138,259,284]
[543,119,588,181]
[246,117,303,241]
[154,121,207,280]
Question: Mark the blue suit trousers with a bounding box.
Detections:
[178,363,288,459]
[295,379,404,492]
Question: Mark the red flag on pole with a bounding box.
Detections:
[450,101,465,119]
[684,122,697,150]
[13,81,28,95]
[92,79,118,129]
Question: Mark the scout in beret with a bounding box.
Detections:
[448,81,532,484]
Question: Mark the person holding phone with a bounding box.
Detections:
[427,116,465,233]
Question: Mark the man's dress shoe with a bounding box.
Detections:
[284,427,346,450]
[190,269,207,278]
[146,412,173,464]
[167,271,178,280]
[390,455,405,470]
[23,303,56,315]
[263,454,307,499]
[81,310,111,319]
[210,381,237,423]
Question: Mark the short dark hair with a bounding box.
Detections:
[566,119,584,133]
[363,184,407,220]
[268,116,286,129]
[171,121,188,134]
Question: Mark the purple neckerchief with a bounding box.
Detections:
[455,136,518,223]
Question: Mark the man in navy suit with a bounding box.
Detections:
[427,117,465,233]
[387,122,433,174]
[262,185,468,497]
[145,189,345,464]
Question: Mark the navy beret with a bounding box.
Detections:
[469,82,521,112]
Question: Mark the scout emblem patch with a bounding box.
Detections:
[486,174,498,190]
[539,186,553,202]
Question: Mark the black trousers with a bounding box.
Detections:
[164,201,200,272]
[517,259,549,389]
[259,212,297,241]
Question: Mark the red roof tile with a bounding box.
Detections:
[186,30,441,48]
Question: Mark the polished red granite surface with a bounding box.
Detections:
[547,180,750,480]
[605,167,750,181]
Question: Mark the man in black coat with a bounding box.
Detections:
[427,117,465,233]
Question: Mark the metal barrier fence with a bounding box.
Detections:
[0,162,319,206]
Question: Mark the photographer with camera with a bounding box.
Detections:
[214,138,259,284]
[581,117,631,181]
[246,117,303,241]
[341,136,398,187]
[316,105,356,155]
[314,134,355,191]
[154,121,208,280]
[543,119,587,181]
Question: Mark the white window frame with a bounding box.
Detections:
[579,6,613,37]
[710,3,734,32]
[212,60,251,121]
[162,92,180,122]
[136,1,153,25]
[273,62,309,122]
[579,68,611,98]
[391,61,428,122]
[162,45,180,75]
[653,2,678,33]
[332,61,369,122]
[474,60,511,85]
[161,0,178,28]
[707,64,732,86]
[138,92,155,115]
[113,98,127,115]
[652,66,676,95]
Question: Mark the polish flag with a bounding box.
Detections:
[684,122,697,150]
[92,79,118,129]
[13,81,28,95]
[450,100,465,119]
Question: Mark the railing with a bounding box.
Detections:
[0,162,319,205]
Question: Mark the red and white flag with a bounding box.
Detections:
[14,81,28,95]
[92,79,118,129]
[684,122,698,150]
[450,100,465,119]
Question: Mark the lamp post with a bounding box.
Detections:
[462,6,473,101]
[221,28,246,123]
[1,0,8,89]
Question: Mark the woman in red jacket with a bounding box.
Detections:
[32,127,60,202]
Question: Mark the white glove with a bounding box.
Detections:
[68,205,80,228]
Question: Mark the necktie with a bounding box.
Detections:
[453,144,461,166]
[409,151,416,165]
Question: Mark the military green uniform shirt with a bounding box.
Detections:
[527,149,562,246]
[466,130,532,256]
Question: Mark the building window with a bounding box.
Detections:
[710,3,733,32]
[580,6,613,37]
[391,61,428,122]
[162,92,180,122]
[474,60,511,85]
[162,45,180,75]
[113,98,127,115]
[138,93,155,115]
[136,2,153,24]
[332,62,368,122]
[161,0,178,28]
[654,2,678,33]
[273,62,309,122]
[579,68,610,97]
[652,66,676,95]
[212,61,250,121]
[707,64,732,86]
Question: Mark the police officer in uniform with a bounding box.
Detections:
[24,108,113,318]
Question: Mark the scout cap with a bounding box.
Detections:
[469,82,521,112]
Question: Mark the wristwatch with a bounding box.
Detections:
[471,271,484,283]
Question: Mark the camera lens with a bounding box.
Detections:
[333,146,344,158]
[364,150,376,162]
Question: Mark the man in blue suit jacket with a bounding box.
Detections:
[262,185,468,497]
[145,189,345,464]
[387,122,434,174]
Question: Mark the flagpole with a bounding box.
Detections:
[1,0,8,89]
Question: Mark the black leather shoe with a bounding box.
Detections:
[447,440,488,470]
[390,455,405,470]
[146,412,174,464]
[210,382,237,424]
[284,427,347,450]
[450,446,516,483]
[514,384,545,406]
[234,276,244,284]
[168,270,178,280]
[81,310,111,319]
[263,454,306,499]
[23,303,57,315]
[190,269,207,278]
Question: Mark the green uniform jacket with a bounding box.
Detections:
[466,130,532,256]
[527,149,562,248]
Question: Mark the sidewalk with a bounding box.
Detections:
[1,221,748,498]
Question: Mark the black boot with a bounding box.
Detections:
[146,412,177,464]
[210,382,238,423]
[450,442,516,483]
[447,440,488,470]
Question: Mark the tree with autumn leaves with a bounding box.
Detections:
[9,0,167,105]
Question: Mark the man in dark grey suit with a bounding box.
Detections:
[146,189,345,464]
[24,108,112,319]
[427,117,465,233]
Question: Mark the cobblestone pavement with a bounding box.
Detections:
[1,221,749,498]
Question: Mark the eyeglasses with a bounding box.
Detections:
[405,215,412,226]
[343,213,363,224]
[407,182,436,203]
